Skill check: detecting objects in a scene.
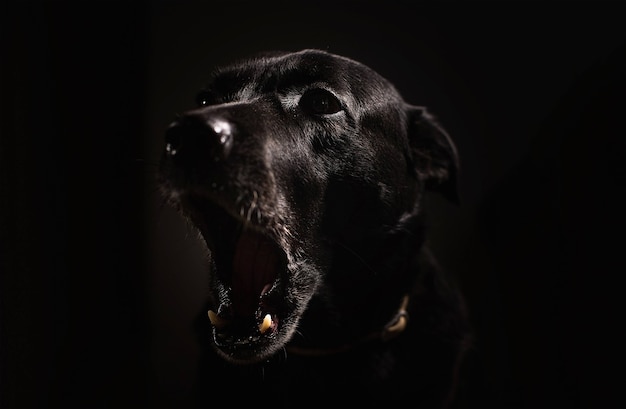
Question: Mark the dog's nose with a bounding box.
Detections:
[164,114,234,162]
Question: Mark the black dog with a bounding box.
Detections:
[158,49,471,408]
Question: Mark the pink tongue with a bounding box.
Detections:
[232,230,278,318]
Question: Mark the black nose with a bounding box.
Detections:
[164,114,234,163]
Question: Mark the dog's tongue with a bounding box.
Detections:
[232,229,278,318]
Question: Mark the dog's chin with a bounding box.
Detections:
[210,312,299,364]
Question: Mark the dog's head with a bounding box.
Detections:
[157,49,458,364]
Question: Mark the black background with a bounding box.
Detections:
[2,1,625,408]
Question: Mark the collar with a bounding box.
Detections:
[285,294,410,357]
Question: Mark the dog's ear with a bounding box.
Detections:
[406,105,459,203]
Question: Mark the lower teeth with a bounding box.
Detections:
[208,310,227,328]
[209,309,274,335]
[259,314,272,333]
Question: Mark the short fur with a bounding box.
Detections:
[158,49,471,408]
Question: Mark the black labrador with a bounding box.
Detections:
[157,49,471,408]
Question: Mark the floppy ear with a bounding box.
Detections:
[406,105,459,203]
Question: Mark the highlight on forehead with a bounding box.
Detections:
[210,50,338,87]
[206,49,401,102]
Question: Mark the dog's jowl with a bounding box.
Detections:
[158,49,472,408]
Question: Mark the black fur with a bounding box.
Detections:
[157,49,471,408]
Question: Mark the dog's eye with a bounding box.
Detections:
[196,90,214,107]
[299,88,343,115]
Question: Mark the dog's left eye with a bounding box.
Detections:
[299,88,343,115]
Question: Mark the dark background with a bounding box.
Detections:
[2,1,625,408]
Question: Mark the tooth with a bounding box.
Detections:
[259,314,272,334]
[208,310,227,328]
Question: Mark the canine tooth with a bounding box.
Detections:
[208,310,226,328]
[259,314,272,334]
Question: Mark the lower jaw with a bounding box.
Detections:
[208,313,284,363]
[212,336,282,364]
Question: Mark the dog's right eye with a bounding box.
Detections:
[196,90,214,107]
[299,88,343,116]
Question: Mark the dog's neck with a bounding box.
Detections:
[286,211,428,356]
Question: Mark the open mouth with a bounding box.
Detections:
[183,194,290,363]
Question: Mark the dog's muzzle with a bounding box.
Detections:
[159,109,302,364]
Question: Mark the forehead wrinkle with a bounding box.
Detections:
[210,49,372,86]
[255,51,350,91]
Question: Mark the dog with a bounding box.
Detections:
[157,49,472,408]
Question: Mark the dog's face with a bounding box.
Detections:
[158,49,457,364]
